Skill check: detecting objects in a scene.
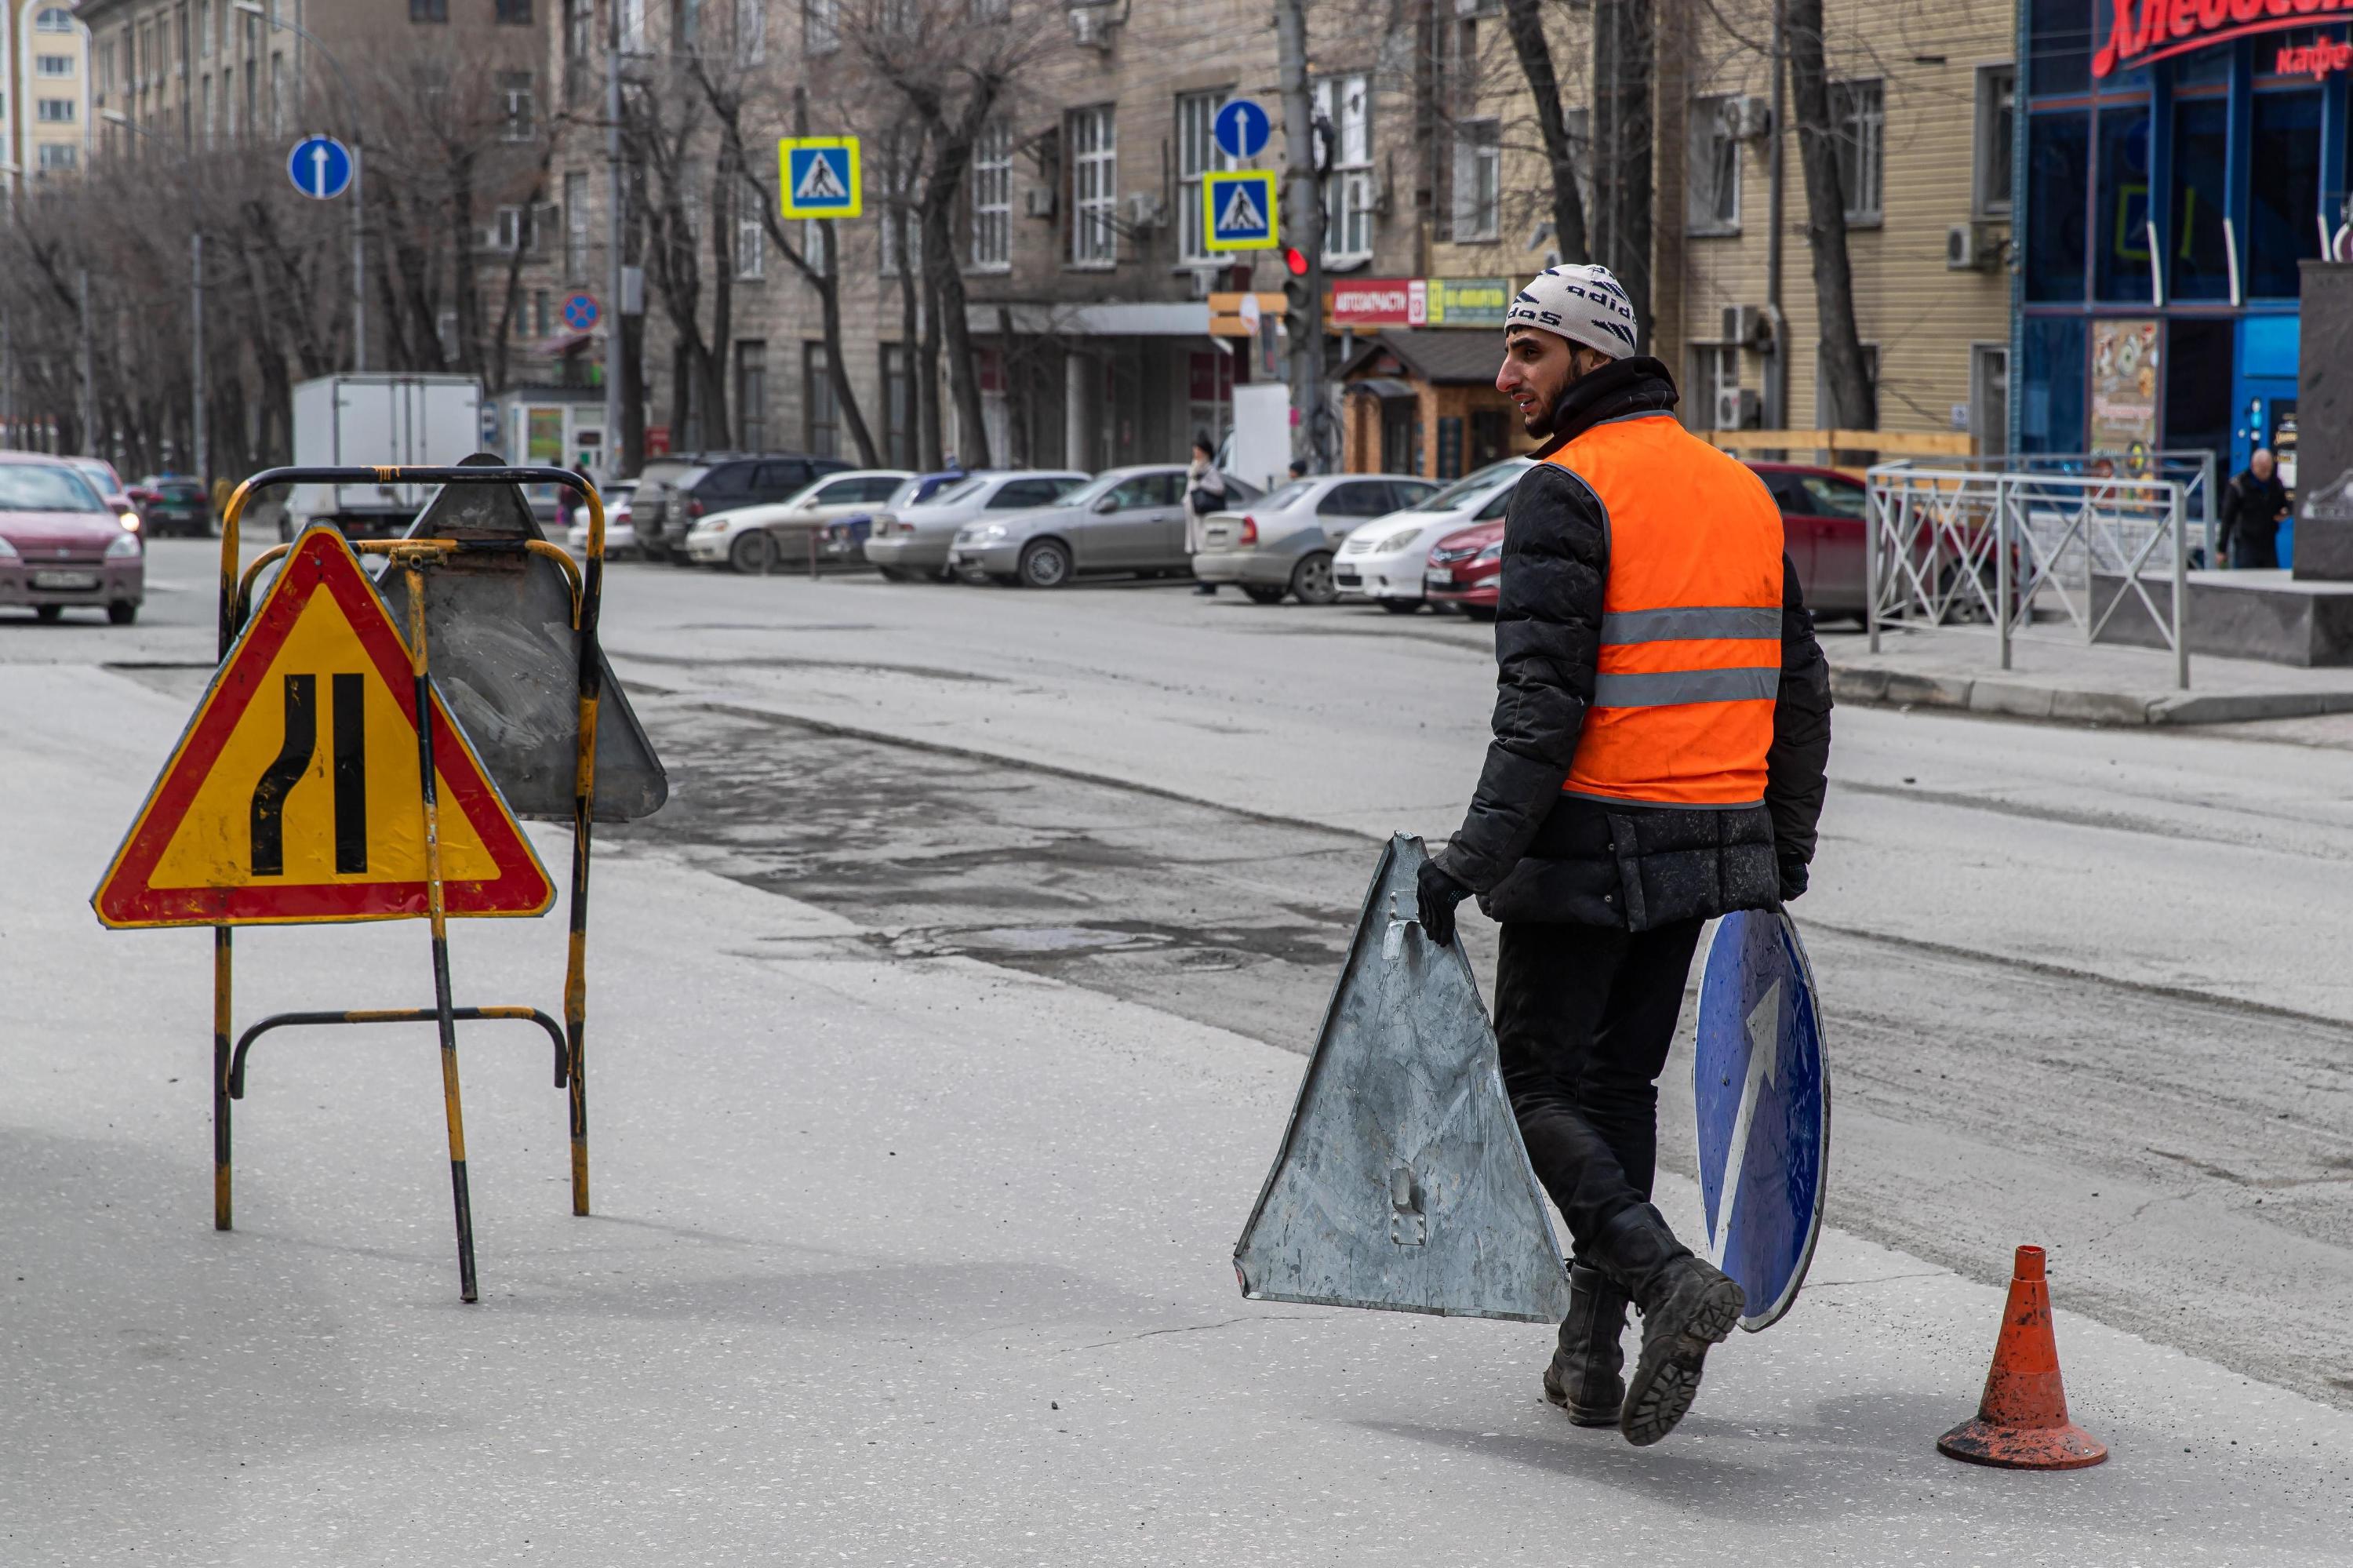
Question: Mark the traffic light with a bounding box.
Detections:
[1282,247,1312,344]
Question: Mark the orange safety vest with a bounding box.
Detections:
[1547,413,1784,808]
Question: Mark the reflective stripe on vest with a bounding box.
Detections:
[1549,413,1784,808]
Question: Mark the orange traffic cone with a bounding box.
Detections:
[1937,1244,2108,1470]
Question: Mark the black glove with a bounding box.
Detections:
[1777,858,1809,905]
[1417,859,1472,948]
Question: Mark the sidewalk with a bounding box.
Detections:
[6,664,2352,1565]
[1823,624,2353,726]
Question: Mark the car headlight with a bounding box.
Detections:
[107,531,142,558]
[1379,528,1424,553]
[120,511,142,532]
[0,536,17,558]
[1475,541,1503,563]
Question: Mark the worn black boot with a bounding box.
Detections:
[1594,1202,1744,1447]
[1542,1261,1630,1427]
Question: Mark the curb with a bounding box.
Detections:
[1827,663,2353,726]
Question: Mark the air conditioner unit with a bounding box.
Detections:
[1722,94,1773,141]
[1720,304,1766,349]
[1715,387,1762,431]
[1187,267,1219,300]
[1024,187,1058,220]
[1946,222,2007,271]
[1125,191,1165,231]
[1067,5,1120,49]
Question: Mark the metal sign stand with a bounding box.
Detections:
[208,465,609,1298]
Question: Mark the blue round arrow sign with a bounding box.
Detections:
[288,135,354,201]
[1214,100,1271,161]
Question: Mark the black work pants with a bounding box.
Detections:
[1493,917,1706,1257]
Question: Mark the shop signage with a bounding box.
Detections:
[1326,277,1515,328]
[1421,278,1513,326]
[1329,278,1417,326]
[2276,38,2353,78]
[2093,0,2353,80]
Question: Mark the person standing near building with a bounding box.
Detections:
[1414,264,1833,1447]
[1185,433,1228,596]
[2220,449,2289,569]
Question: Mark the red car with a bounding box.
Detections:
[0,452,145,624]
[1421,461,1872,624]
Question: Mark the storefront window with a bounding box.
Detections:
[2019,317,2086,454]
[2027,113,2089,302]
[2027,0,2089,97]
[2249,90,2321,300]
[2095,110,2153,304]
[2163,320,2233,475]
[2169,99,2230,301]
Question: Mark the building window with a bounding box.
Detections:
[973,0,1009,17]
[37,98,76,123]
[1688,94,1740,233]
[2024,111,2087,301]
[736,341,768,451]
[1452,118,1500,242]
[1831,79,1883,225]
[1971,344,2009,458]
[496,0,533,22]
[38,144,79,172]
[533,290,550,337]
[35,6,72,30]
[804,0,838,53]
[2169,98,2228,302]
[1317,74,1373,262]
[270,52,284,133]
[1973,65,2013,217]
[2093,107,2152,304]
[493,206,528,252]
[804,342,838,456]
[881,343,915,467]
[969,120,1010,272]
[202,75,214,144]
[620,0,647,52]
[1176,89,1234,264]
[198,0,212,56]
[411,0,449,21]
[2249,89,2322,300]
[564,171,590,279]
[675,0,704,48]
[38,54,74,77]
[500,73,534,142]
[1068,103,1116,268]
[736,190,766,279]
[734,0,766,60]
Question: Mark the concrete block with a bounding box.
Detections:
[1881,671,1973,709]
[2093,570,2353,667]
[2046,686,2156,726]
[1827,665,1891,704]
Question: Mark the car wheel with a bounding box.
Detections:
[728,532,773,574]
[1379,598,1421,615]
[1018,539,1072,588]
[108,602,139,625]
[877,566,914,583]
[1242,584,1287,606]
[35,605,63,624]
[1289,551,1338,606]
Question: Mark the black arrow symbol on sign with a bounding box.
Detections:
[250,674,315,877]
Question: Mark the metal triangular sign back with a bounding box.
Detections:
[1234,834,1575,1323]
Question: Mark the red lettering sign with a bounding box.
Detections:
[1327,280,1415,326]
[2275,38,2353,75]
[2094,0,2350,76]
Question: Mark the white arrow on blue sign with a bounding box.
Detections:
[1213,100,1271,161]
[287,135,355,201]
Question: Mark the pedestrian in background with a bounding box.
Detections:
[1186,433,1227,596]
[2220,448,2289,569]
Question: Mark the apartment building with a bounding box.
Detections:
[1649,1,2017,450]
[4,2,92,192]
[533,0,1585,479]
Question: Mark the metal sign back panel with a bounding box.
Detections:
[93,526,553,928]
[378,476,667,823]
[1693,908,1829,1332]
[1234,835,1576,1324]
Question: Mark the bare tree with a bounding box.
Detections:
[1499,0,1591,267]
[1785,0,1875,431]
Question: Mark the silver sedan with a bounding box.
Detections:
[864,470,1089,580]
[948,465,1262,588]
[1191,474,1441,604]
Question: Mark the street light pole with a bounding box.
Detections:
[236,1,365,371]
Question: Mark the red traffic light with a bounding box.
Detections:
[1282,246,1308,277]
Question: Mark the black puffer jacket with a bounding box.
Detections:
[1429,356,1833,930]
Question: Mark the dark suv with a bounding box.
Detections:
[633,453,853,562]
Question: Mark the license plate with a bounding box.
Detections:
[1424,571,1453,590]
[1335,569,1360,585]
[32,570,98,590]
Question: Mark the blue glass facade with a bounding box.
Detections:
[2014,2,2351,489]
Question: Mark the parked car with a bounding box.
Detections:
[1422,518,1504,618]
[1747,461,1868,620]
[1335,458,1533,611]
[685,469,912,572]
[0,453,144,624]
[632,453,855,562]
[564,480,638,558]
[864,469,1089,581]
[1192,474,1441,605]
[947,465,1264,588]
[133,473,213,537]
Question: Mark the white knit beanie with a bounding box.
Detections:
[1504,264,1639,358]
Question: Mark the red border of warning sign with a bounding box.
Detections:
[92,529,555,928]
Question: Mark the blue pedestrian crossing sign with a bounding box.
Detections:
[287,135,354,201]
[1213,99,1271,160]
[1204,169,1278,251]
[777,136,862,220]
[1693,908,1830,1333]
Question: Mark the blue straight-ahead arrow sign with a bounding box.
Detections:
[287,135,355,201]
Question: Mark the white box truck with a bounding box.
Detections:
[286,374,486,540]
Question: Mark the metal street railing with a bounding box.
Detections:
[1866,462,2191,690]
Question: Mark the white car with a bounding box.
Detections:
[1333,458,1533,611]
[684,468,912,573]
[864,470,1090,580]
[564,481,638,557]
